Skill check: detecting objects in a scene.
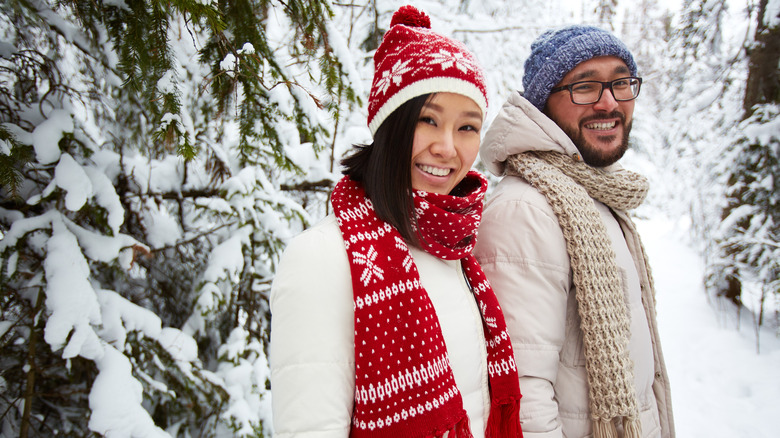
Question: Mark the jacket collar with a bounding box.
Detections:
[481,91,581,176]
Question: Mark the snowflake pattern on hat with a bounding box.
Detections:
[428,49,480,74]
[374,59,415,96]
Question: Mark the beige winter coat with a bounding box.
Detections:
[269,215,491,437]
[473,92,675,438]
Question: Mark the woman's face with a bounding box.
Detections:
[410,93,483,195]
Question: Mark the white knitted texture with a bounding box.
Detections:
[368,77,488,136]
[506,151,648,437]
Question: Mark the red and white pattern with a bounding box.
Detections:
[366,5,488,135]
[331,171,522,438]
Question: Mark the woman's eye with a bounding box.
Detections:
[419,116,436,126]
[460,124,480,133]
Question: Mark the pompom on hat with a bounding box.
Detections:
[367,5,487,136]
[522,25,638,111]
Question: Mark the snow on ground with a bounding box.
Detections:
[637,217,780,438]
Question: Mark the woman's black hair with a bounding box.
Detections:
[340,93,431,245]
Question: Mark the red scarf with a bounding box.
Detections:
[331,171,522,438]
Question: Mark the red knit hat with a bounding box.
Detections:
[367,5,488,136]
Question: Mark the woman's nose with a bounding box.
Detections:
[429,130,457,158]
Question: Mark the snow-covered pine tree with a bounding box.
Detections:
[658,0,742,254]
[713,0,779,337]
[0,0,355,436]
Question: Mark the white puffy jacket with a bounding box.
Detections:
[270,215,491,437]
[473,92,675,438]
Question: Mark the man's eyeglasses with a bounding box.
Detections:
[550,77,643,105]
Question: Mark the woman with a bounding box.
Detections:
[269,6,522,437]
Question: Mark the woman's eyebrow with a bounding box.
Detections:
[422,102,482,120]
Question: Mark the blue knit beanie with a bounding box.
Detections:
[522,25,638,111]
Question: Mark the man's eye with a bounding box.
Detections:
[572,83,597,93]
[613,79,630,88]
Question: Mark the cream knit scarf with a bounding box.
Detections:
[506,151,649,438]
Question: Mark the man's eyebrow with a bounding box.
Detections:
[570,65,631,82]
[571,70,598,82]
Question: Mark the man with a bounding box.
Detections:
[474,26,675,438]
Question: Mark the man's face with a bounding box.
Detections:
[544,56,635,167]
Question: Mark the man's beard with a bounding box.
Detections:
[557,111,632,167]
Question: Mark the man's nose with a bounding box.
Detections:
[593,86,620,111]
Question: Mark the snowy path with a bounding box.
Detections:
[637,217,780,438]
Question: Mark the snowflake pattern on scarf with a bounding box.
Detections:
[331,171,522,438]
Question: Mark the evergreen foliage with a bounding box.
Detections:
[717,104,779,309]
[711,0,779,328]
[0,0,777,435]
[656,0,739,241]
[0,0,355,436]
[659,0,778,338]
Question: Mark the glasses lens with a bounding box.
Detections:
[612,78,640,101]
[570,82,602,104]
[569,78,640,104]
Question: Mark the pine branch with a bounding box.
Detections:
[20,288,44,438]
[280,179,334,192]
[149,222,233,254]
[122,178,334,201]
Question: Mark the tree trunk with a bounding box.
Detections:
[719,0,779,302]
[743,0,780,116]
